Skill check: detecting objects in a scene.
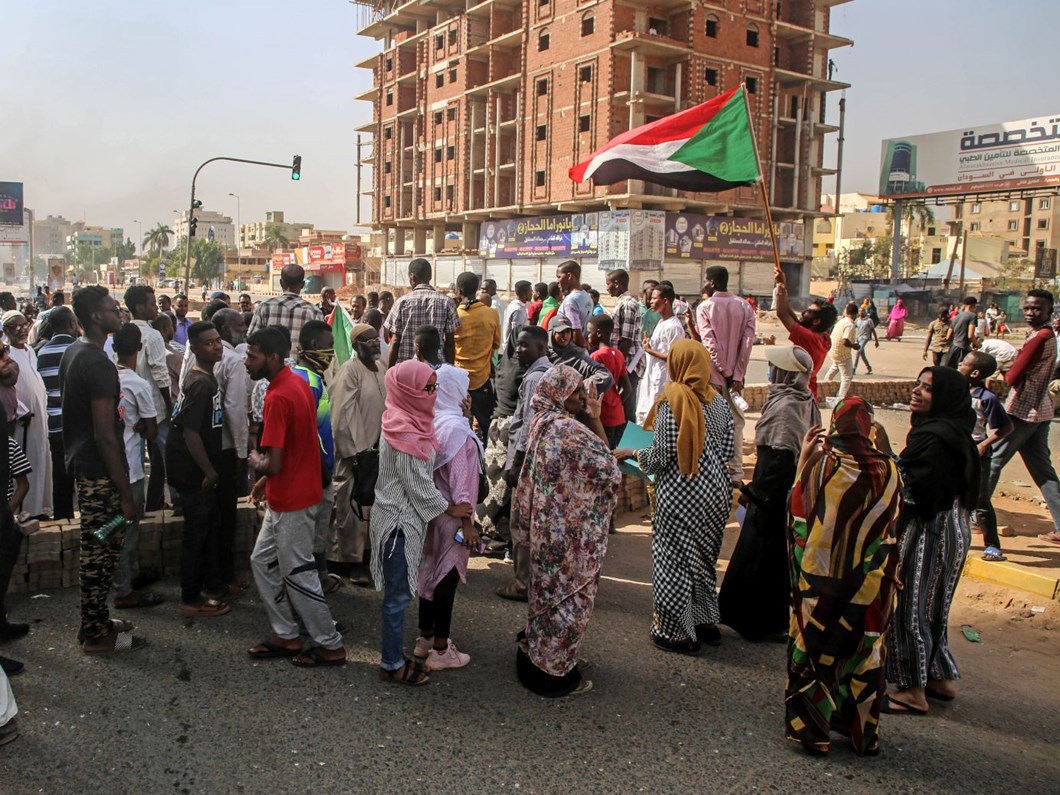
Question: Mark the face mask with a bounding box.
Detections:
[304,348,335,372]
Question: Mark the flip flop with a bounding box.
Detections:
[292,646,347,668]
[82,628,147,655]
[114,591,165,609]
[179,599,230,618]
[925,687,956,702]
[881,694,928,715]
[247,640,301,659]
[982,547,1007,562]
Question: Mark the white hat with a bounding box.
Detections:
[764,345,809,373]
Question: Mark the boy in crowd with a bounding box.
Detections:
[587,315,631,449]
[167,321,228,617]
[958,350,1013,562]
[112,324,163,609]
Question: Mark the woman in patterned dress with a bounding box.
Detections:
[785,398,901,757]
[880,367,979,715]
[513,365,621,697]
[615,340,734,654]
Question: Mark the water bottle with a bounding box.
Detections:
[732,392,750,414]
[92,515,127,546]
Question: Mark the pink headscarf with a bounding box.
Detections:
[381,360,439,461]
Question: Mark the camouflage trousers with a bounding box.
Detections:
[475,415,512,543]
[77,478,123,641]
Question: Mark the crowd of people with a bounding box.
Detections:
[0,263,1058,757]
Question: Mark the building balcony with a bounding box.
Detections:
[611,30,691,59]
[466,71,521,97]
[774,68,849,92]
[355,86,378,102]
[355,121,376,134]
[774,21,853,50]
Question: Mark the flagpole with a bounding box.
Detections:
[741,87,783,277]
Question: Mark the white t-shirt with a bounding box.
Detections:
[118,366,158,484]
[636,314,686,424]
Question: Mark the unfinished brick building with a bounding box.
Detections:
[354,0,851,295]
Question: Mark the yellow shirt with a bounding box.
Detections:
[455,301,501,390]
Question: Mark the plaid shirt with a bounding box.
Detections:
[1005,326,1056,423]
[610,291,643,373]
[246,293,322,351]
[383,284,460,363]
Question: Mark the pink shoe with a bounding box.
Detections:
[427,640,470,670]
[413,636,432,658]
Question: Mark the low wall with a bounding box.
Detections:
[742,379,918,412]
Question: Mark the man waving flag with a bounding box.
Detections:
[569,86,761,191]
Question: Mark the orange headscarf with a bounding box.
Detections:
[644,339,717,477]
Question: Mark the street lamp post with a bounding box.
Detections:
[228,192,240,248]
[133,219,142,283]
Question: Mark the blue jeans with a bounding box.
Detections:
[988,417,1060,531]
[380,533,411,671]
[852,340,872,372]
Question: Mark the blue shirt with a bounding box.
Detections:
[291,365,334,474]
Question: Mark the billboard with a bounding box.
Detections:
[663,214,803,262]
[879,114,1060,199]
[0,182,23,226]
[478,214,599,259]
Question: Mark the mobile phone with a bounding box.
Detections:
[454,528,465,544]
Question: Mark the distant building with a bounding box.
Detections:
[953,196,1059,263]
[67,225,124,250]
[172,209,236,250]
[33,215,73,257]
[239,210,313,250]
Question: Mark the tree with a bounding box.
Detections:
[263,224,289,251]
[170,238,226,285]
[143,223,173,260]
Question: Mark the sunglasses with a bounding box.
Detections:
[423,383,437,393]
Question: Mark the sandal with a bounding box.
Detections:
[82,626,147,655]
[379,657,429,686]
[1036,531,1060,546]
[247,640,301,659]
[0,717,18,747]
[982,547,1007,562]
[178,599,230,618]
[206,583,249,601]
[651,635,702,656]
[881,694,928,715]
[496,582,528,602]
[114,591,165,609]
[695,623,722,646]
[568,678,593,696]
[292,646,347,668]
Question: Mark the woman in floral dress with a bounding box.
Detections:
[513,365,621,697]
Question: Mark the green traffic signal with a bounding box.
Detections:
[292,155,301,181]
[192,199,203,209]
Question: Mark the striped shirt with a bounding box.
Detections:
[36,333,76,436]
[369,439,449,596]
[7,437,31,502]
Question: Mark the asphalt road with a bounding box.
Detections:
[1,510,1057,794]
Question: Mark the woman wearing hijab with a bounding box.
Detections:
[415,365,481,671]
[615,340,734,654]
[785,397,902,756]
[2,311,51,519]
[719,346,820,641]
[513,365,621,697]
[885,298,907,341]
[371,360,473,687]
[881,367,978,715]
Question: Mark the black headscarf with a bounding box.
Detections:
[900,366,979,519]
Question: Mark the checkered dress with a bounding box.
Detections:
[638,396,734,642]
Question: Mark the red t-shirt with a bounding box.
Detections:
[260,366,323,512]
[590,344,628,427]
[788,323,831,398]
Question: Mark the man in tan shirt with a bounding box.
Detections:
[454,271,500,442]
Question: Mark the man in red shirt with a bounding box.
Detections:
[244,327,345,667]
[587,315,632,449]
[773,268,837,399]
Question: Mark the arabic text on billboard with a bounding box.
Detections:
[479,214,598,259]
[663,214,803,262]
[879,114,1060,200]
[0,182,23,226]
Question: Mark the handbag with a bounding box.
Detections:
[349,445,380,520]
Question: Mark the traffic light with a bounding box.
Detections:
[192,199,203,209]
[291,155,301,181]
[189,215,198,238]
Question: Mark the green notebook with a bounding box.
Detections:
[617,423,654,482]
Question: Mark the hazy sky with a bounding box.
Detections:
[2,0,1057,249]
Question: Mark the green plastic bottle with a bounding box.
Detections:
[92,515,127,546]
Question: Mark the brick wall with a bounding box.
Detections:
[743,379,918,412]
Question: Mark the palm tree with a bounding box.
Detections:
[143,223,174,259]
[263,224,289,251]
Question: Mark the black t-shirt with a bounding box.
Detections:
[951,310,976,349]
[59,339,125,479]
[493,353,524,419]
[166,368,223,491]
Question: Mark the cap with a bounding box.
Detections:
[548,314,573,332]
[764,345,809,373]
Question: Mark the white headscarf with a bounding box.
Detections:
[432,364,481,468]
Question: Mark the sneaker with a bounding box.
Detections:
[321,573,343,595]
[427,640,470,670]
[413,636,433,658]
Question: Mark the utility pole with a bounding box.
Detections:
[890,200,903,284]
[26,207,35,292]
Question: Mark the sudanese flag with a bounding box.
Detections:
[569,86,761,191]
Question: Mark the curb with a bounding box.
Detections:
[963,556,1060,601]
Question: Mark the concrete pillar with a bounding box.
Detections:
[432,224,445,253]
[462,221,478,251]
[413,226,427,255]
